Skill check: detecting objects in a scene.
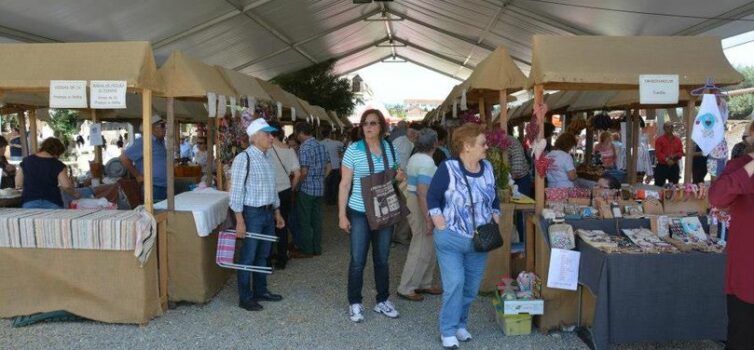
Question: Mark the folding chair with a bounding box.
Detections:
[216,229,278,274]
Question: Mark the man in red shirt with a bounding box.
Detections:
[709,149,754,350]
[654,123,684,186]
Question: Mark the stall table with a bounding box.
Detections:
[481,200,535,292]
[154,189,232,303]
[537,218,726,350]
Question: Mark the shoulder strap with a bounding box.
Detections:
[243,151,251,188]
[386,139,398,165]
[271,145,290,175]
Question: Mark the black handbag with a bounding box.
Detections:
[459,162,503,252]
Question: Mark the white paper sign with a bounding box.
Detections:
[90,123,103,146]
[639,75,679,104]
[49,80,88,108]
[546,248,581,291]
[90,80,127,109]
[217,95,227,117]
[207,92,217,118]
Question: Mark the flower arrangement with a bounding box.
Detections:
[461,108,481,124]
[485,128,512,190]
[217,102,276,163]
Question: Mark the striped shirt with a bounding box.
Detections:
[342,139,400,212]
[298,137,328,197]
[406,153,436,193]
[229,145,280,213]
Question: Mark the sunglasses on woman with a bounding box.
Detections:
[362,121,380,127]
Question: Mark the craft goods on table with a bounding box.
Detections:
[621,228,678,253]
[576,229,642,254]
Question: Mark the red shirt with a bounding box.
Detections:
[709,154,754,303]
[654,135,684,165]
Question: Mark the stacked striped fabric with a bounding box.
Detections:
[0,208,155,265]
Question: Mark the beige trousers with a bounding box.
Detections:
[397,192,438,295]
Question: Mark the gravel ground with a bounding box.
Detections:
[0,205,723,350]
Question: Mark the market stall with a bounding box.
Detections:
[0,41,166,324]
[526,35,741,348]
[157,51,240,303]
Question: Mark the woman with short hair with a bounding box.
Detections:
[397,128,442,302]
[427,123,500,348]
[16,137,79,209]
[546,133,578,188]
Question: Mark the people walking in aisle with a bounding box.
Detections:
[339,109,404,323]
[654,123,683,187]
[295,122,330,256]
[268,120,301,269]
[321,128,344,205]
[179,137,194,163]
[709,141,754,350]
[391,123,418,245]
[397,128,442,302]
[120,114,169,202]
[427,123,500,349]
[229,118,286,312]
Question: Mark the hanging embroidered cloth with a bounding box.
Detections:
[691,94,725,156]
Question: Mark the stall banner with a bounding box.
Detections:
[691,94,725,155]
[639,75,679,104]
[49,80,88,108]
[90,80,127,109]
[90,123,103,146]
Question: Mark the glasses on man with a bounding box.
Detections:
[363,121,380,127]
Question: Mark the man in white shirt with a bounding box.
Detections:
[392,125,418,171]
[320,128,344,205]
[179,137,193,163]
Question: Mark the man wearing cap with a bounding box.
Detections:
[230,118,286,311]
[120,114,169,202]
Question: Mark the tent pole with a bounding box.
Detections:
[683,98,696,184]
[167,97,175,211]
[632,110,640,184]
[207,117,215,188]
[478,97,487,127]
[216,116,223,191]
[584,112,594,167]
[534,85,545,215]
[29,109,38,153]
[499,90,508,131]
[142,89,154,213]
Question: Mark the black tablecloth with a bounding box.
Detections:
[540,218,726,350]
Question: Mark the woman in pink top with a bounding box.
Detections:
[595,131,616,168]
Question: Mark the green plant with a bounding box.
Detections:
[728,66,754,120]
[48,109,79,145]
[271,59,358,118]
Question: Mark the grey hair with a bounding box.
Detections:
[414,128,438,153]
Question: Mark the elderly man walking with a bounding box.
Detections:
[229,118,286,311]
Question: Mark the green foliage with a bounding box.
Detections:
[386,104,407,120]
[48,109,79,144]
[729,66,754,120]
[271,59,358,118]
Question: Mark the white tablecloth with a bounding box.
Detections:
[154,189,230,237]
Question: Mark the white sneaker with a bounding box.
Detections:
[441,336,460,349]
[349,303,364,323]
[456,328,472,342]
[373,300,399,318]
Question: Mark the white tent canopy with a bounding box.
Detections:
[0,1,751,83]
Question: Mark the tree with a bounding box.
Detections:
[386,104,407,120]
[728,66,754,120]
[272,59,358,118]
[48,109,79,146]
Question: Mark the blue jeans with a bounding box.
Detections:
[347,208,393,304]
[237,206,274,302]
[434,227,488,337]
[22,199,62,209]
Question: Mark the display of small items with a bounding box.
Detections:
[654,215,725,253]
[622,228,678,253]
[576,229,642,254]
[662,183,708,201]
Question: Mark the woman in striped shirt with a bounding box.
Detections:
[338,109,405,323]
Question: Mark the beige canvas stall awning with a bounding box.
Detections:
[97,94,207,122]
[158,51,236,99]
[256,79,297,110]
[459,47,528,102]
[0,41,162,93]
[330,111,352,128]
[528,35,743,90]
[216,67,271,102]
[567,91,619,112]
[604,89,694,109]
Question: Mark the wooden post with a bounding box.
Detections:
[215,116,223,190]
[166,97,175,211]
[478,97,487,126]
[29,109,38,153]
[625,110,634,183]
[207,115,215,186]
[683,98,696,184]
[584,112,594,167]
[631,110,640,184]
[142,89,154,213]
[534,85,545,214]
[17,112,29,157]
[91,109,102,166]
[499,90,508,131]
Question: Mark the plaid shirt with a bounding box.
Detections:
[229,145,280,213]
[507,137,530,179]
[298,137,328,196]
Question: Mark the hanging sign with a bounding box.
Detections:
[207,92,217,118]
[89,80,127,109]
[49,80,88,108]
[90,122,103,146]
[692,94,725,156]
[217,95,227,117]
[229,96,237,118]
[639,75,679,104]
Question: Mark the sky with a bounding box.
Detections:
[354,31,754,106]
